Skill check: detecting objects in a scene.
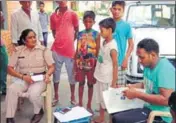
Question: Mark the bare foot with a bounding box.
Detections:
[87,105,94,115]
[93,116,104,123]
[87,108,94,115]
[52,99,59,107]
[78,102,83,107]
[70,100,77,105]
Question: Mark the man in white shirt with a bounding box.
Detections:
[11,1,43,46]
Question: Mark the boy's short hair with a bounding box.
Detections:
[112,1,126,9]
[39,1,44,6]
[137,38,159,54]
[169,91,176,113]
[99,18,116,33]
[83,11,95,21]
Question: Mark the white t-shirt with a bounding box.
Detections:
[11,8,43,43]
[94,39,118,83]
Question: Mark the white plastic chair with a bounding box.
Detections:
[7,75,52,123]
[147,111,172,123]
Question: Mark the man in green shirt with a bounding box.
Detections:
[112,38,175,123]
[169,91,176,123]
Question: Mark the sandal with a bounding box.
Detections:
[92,116,105,123]
[70,100,77,106]
[52,99,59,107]
[87,108,94,115]
[92,119,105,123]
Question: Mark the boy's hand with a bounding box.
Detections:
[111,81,117,88]
[122,58,128,70]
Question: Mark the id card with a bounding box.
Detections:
[31,74,44,82]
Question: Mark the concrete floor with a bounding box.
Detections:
[1,33,110,123]
[1,72,111,123]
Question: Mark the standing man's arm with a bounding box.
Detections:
[95,34,101,57]
[52,30,56,39]
[122,24,134,70]
[9,13,18,54]
[72,12,79,41]
[122,38,134,69]
[74,26,79,41]
[11,14,18,45]
[50,13,56,39]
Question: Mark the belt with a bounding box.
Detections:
[12,43,19,46]
[24,71,46,76]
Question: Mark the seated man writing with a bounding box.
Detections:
[169,91,176,123]
[112,38,175,123]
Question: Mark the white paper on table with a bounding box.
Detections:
[53,106,92,122]
[31,75,44,82]
[103,87,145,114]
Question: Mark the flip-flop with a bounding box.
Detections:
[52,99,59,107]
[87,108,94,115]
[70,100,77,106]
[92,116,105,123]
[92,120,105,123]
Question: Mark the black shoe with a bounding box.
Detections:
[30,109,44,123]
[6,118,15,123]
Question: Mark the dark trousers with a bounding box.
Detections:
[111,107,166,123]
[0,46,8,93]
[43,32,48,47]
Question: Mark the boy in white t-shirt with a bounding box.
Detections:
[93,18,118,123]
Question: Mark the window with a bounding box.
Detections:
[127,4,175,28]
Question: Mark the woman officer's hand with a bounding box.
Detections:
[23,75,34,84]
[44,74,50,84]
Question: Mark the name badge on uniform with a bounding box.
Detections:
[18,56,25,59]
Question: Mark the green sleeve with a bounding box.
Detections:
[157,64,175,90]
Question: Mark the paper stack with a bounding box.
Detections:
[103,87,145,114]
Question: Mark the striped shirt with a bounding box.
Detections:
[39,11,49,33]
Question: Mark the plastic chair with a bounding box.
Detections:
[41,82,52,123]
[7,75,52,123]
[147,111,172,123]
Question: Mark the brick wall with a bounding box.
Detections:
[1,1,21,55]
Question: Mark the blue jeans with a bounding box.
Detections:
[42,32,48,47]
[52,51,76,85]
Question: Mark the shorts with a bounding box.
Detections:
[95,80,110,109]
[52,51,75,84]
[75,67,96,84]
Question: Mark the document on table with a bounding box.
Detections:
[103,87,145,114]
[31,75,44,82]
[53,106,92,122]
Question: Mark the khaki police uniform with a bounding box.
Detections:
[6,45,54,118]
